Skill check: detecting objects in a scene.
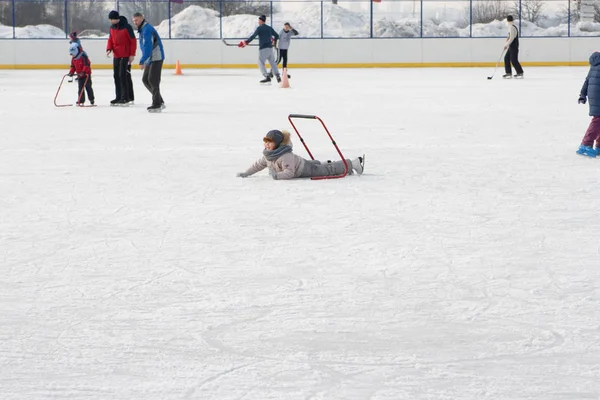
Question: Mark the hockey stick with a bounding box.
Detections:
[487,49,506,80]
[222,38,258,47]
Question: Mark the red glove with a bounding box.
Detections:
[238,41,248,48]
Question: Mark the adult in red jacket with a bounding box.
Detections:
[107,10,136,105]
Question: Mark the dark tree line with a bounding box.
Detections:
[0,0,273,36]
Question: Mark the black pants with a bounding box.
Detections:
[142,60,164,106]
[127,64,134,101]
[77,75,94,104]
[113,57,134,102]
[277,49,289,69]
[504,47,523,75]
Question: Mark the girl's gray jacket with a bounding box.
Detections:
[278,28,298,50]
[243,152,306,180]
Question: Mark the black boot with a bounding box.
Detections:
[260,76,271,83]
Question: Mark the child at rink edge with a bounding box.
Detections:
[68,42,95,106]
[277,23,298,73]
[69,31,82,52]
[577,51,600,157]
[237,129,365,180]
[269,22,298,79]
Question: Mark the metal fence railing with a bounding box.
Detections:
[0,0,597,39]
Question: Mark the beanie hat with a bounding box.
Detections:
[264,130,284,147]
[69,31,77,40]
[507,15,514,22]
[108,10,120,20]
[68,42,80,57]
[259,15,266,22]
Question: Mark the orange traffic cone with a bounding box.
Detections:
[174,60,182,75]
[281,67,290,88]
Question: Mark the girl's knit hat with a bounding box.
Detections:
[263,130,284,147]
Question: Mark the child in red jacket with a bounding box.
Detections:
[68,43,95,106]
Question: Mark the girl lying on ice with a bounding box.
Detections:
[236,129,364,180]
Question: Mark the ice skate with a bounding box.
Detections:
[502,73,512,79]
[514,73,524,79]
[260,75,271,84]
[147,104,162,113]
[351,155,365,175]
[576,145,597,158]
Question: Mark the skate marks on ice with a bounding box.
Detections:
[187,268,576,399]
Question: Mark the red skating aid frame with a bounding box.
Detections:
[54,74,96,108]
[287,114,349,180]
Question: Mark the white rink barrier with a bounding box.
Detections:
[0,37,598,69]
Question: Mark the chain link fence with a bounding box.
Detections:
[0,0,597,39]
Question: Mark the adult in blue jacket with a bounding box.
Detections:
[577,51,600,157]
[133,12,165,112]
[239,15,280,84]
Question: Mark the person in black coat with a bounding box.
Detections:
[577,51,600,157]
[503,15,524,79]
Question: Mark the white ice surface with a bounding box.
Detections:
[1,67,600,399]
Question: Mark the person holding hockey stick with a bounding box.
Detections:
[236,129,364,180]
[67,42,95,106]
[132,12,165,113]
[576,51,600,157]
[107,10,136,106]
[239,15,280,84]
[503,15,524,79]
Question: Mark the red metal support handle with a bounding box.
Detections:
[287,114,349,180]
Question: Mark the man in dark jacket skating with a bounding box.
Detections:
[107,10,137,105]
[239,15,280,84]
